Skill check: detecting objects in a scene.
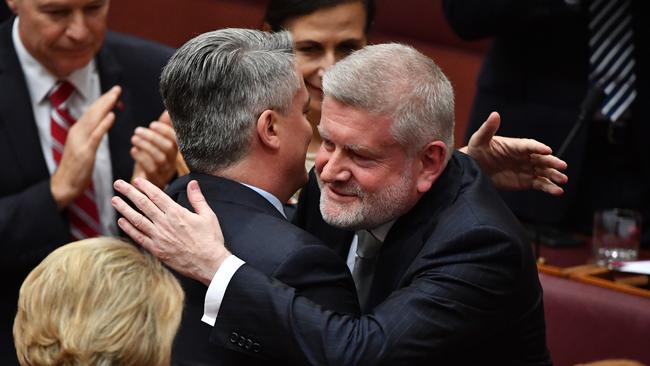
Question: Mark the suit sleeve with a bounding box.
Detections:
[442,0,577,40]
[272,244,359,314]
[208,227,538,365]
[0,179,70,269]
[209,243,360,363]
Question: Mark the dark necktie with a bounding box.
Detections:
[588,0,636,122]
[352,230,382,309]
[49,81,102,240]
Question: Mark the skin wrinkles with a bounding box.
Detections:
[315,97,421,230]
[9,0,109,78]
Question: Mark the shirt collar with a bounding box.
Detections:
[239,182,287,219]
[368,219,396,242]
[12,17,97,104]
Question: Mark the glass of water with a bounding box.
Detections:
[592,208,642,268]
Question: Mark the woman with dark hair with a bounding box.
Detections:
[263,0,374,170]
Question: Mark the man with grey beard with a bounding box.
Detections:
[114,43,553,365]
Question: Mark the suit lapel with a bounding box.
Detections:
[95,41,134,182]
[366,153,464,311]
[0,19,50,183]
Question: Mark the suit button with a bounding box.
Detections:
[237,335,246,348]
[229,331,239,344]
[252,342,261,353]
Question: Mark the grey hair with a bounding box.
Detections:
[322,43,455,159]
[160,28,301,173]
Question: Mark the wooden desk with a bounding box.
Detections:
[535,239,650,298]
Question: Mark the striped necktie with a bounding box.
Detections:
[588,0,636,122]
[49,81,102,240]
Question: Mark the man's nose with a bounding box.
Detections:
[317,50,336,78]
[318,149,351,183]
[66,12,91,42]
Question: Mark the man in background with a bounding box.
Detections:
[0,0,178,361]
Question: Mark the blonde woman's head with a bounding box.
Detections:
[13,237,184,366]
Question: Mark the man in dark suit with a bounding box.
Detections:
[114,43,551,364]
[443,0,650,246]
[0,0,177,361]
[146,29,358,365]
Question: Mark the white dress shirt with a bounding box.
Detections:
[12,18,117,236]
[201,182,285,326]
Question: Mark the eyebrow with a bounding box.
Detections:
[317,125,328,139]
[295,40,321,46]
[318,126,377,156]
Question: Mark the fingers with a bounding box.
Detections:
[132,133,167,164]
[84,86,122,123]
[111,196,156,247]
[187,180,216,218]
[116,217,154,249]
[530,153,568,189]
[131,177,181,215]
[88,111,116,148]
[149,120,177,141]
[131,123,178,173]
[131,146,158,174]
[132,125,175,157]
[471,111,501,147]
[534,166,569,185]
[531,176,564,196]
[531,153,568,171]
[113,179,166,222]
[94,85,122,114]
[512,138,553,155]
[158,110,172,125]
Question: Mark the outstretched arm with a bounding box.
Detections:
[460,112,568,196]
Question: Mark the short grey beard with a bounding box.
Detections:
[317,171,414,231]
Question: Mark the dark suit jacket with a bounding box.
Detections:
[208,152,550,365]
[166,173,359,365]
[443,0,650,236]
[0,3,10,24]
[0,18,173,363]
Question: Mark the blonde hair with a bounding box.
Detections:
[13,237,184,366]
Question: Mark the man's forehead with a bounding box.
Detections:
[320,98,396,143]
[321,97,389,125]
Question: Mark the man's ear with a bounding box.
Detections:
[256,109,281,150]
[415,141,447,193]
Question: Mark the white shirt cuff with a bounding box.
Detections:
[201,254,245,326]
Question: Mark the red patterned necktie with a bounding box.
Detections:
[49,81,102,240]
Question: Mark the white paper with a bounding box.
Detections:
[618,260,650,275]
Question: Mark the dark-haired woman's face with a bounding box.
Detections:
[284,2,367,124]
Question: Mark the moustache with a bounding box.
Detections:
[317,177,364,198]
